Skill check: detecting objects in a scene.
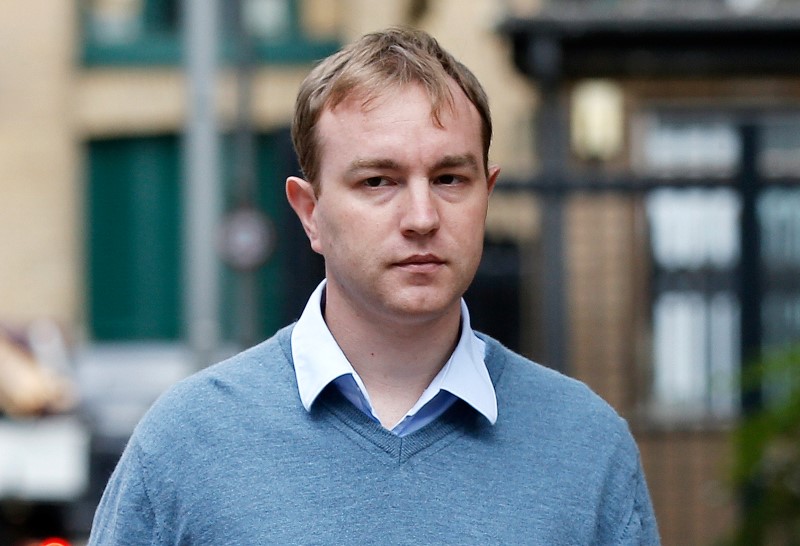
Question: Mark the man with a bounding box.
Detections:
[88,27,660,545]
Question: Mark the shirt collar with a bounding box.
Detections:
[291,279,497,425]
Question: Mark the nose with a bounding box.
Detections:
[399,181,440,236]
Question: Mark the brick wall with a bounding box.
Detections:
[639,430,737,546]
[566,194,640,411]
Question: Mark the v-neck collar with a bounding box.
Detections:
[276,324,508,463]
[315,386,479,463]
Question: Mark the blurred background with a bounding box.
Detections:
[1,0,800,544]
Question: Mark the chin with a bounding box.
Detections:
[383,293,460,324]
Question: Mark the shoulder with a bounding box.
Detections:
[478,332,634,449]
[161,324,293,400]
[89,325,307,543]
[132,325,299,450]
[477,334,659,543]
[480,333,617,413]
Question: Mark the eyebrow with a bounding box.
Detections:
[346,154,480,175]
[434,154,480,173]
[346,158,401,174]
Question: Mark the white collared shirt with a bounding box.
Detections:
[291,280,497,436]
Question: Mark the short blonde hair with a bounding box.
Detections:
[291,27,493,192]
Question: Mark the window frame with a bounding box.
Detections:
[81,0,340,66]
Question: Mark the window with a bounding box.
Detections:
[637,111,800,421]
[646,188,741,420]
[633,112,740,177]
[82,0,182,64]
[82,0,340,65]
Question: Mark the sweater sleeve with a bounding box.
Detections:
[87,441,159,546]
[615,466,661,546]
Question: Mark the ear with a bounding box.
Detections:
[286,176,322,254]
[487,165,500,195]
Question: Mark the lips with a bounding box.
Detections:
[393,254,445,273]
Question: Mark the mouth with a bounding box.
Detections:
[393,254,446,273]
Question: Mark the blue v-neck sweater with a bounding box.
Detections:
[89,326,660,545]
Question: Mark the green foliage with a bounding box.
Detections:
[727,345,800,546]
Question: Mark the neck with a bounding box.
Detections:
[323,287,462,428]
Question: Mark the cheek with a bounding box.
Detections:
[312,205,361,258]
[452,203,488,241]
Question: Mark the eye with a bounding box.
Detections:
[363,176,391,188]
[435,174,460,185]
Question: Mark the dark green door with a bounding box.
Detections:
[86,131,323,343]
[87,136,182,340]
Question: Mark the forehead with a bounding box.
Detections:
[315,82,483,169]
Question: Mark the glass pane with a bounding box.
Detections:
[142,0,180,34]
[88,0,145,44]
[651,291,739,419]
[243,0,291,40]
[635,114,740,176]
[762,293,800,349]
[708,293,740,416]
[758,116,800,177]
[647,188,740,269]
[760,188,800,349]
[646,188,741,419]
[759,188,800,271]
[652,292,708,414]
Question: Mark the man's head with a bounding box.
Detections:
[291,26,493,193]
[286,28,499,329]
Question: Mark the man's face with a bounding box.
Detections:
[297,82,498,327]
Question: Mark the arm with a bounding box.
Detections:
[614,461,661,546]
[87,441,160,546]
